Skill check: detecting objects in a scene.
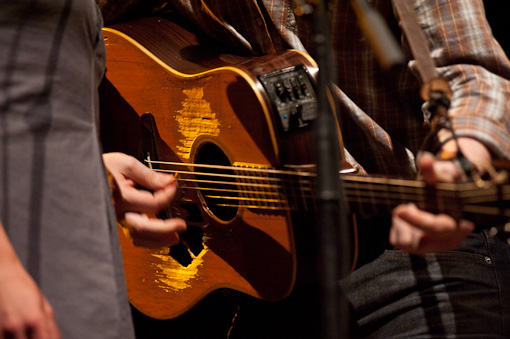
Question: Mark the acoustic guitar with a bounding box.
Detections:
[99,14,510,320]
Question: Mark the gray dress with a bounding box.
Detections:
[0,1,134,337]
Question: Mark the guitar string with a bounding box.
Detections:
[148,160,472,189]
[147,159,509,190]
[147,160,509,200]
[149,162,510,199]
[146,161,510,216]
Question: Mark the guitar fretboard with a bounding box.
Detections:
[149,160,510,225]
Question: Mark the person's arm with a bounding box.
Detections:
[405,0,510,158]
[0,223,61,339]
[102,152,187,248]
[388,0,510,254]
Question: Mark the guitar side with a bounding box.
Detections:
[100,15,319,319]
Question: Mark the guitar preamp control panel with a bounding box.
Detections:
[258,65,317,132]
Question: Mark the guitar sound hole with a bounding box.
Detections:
[195,143,238,222]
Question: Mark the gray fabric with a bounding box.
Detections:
[0,1,134,337]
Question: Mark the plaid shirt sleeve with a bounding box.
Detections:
[405,0,510,159]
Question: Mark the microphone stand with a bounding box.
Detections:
[294,1,404,338]
[295,1,351,338]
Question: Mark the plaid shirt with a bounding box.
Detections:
[102,0,510,177]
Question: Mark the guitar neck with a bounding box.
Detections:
[152,160,510,226]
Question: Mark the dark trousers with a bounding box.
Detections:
[342,230,510,338]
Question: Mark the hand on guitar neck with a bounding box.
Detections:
[390,137,493,255]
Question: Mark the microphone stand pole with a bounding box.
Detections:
[295,1,404,338]
[297,1,351,338]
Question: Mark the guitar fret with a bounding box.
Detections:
[235,168,247,207]
[298,172,309,211]
[271,170,286,210]
[237,165,285,210]
[256,168,268,209]
[249,168,261,208]
[283,173,295,210]
[370,179,382,216]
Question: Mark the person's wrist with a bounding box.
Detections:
[439,137,492,173]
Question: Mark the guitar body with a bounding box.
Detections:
[100,14,320,319]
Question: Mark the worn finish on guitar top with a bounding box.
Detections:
[100,14,319,319]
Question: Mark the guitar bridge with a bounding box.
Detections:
[259,65,317,132]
